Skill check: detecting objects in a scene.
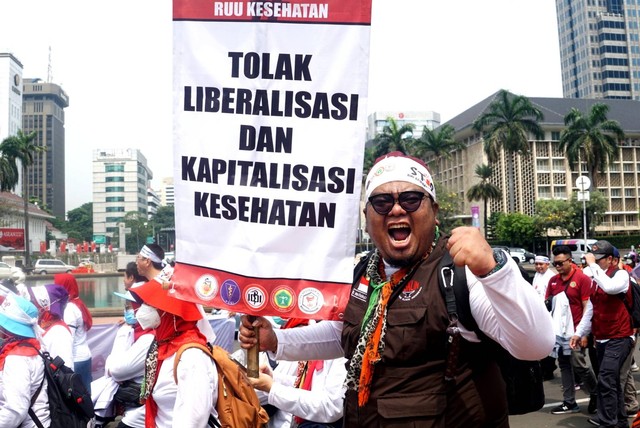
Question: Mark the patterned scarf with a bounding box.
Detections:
[140,313,207,428]
[345,249,421,407]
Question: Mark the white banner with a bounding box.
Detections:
[171,0,371,320]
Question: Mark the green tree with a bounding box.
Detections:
[569,190,607,237]
[534,199,574,238]
[495,212,536,247]
[152,205,175,230]
[467,164,501,238]
[0,130,46,267]
[65,203,94,242]
[559,103,625,190]
[411,124,464,176]
[472,90,544,213]
[0,154,17,191]
[434,182,465,233]
[124,211,148,253]
[371,117,415,157]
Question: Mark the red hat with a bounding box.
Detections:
[130,280,202,321]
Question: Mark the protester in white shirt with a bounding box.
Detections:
[0,294,50,428]
[532,255,554,300]
[28,284,74,370]
[129,270,217,428]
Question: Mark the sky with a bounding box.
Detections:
[0,0,563,213]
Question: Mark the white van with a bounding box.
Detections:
[550,239,597,264]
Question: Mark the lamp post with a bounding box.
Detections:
[576,176,591,244]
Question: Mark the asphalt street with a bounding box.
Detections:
[510,345,640,428]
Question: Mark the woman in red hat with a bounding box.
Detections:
[129,280,217,428]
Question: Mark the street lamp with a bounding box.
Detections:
[576,176,591,244]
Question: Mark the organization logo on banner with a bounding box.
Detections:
[220,279,242,306]
[298,288,324,314]
[195,274,219,301]
[244,284,268,310]
[271,286,296,312]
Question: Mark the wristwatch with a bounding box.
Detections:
[478,248,509,278]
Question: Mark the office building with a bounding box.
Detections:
[92,148,153,243]
[435,91,640,235]
[0,53,23,143]
[556,0,640,100]
[147,187,160,219]
[366,111,440,142]
[160,176,174,206]
[22,78,69,218]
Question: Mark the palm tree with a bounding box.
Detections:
[472,89,544,213]
[411,124,465,177]
[559,103,624,189]
[371,117,415,157]
[0,154,18,191]
[467,164,501,238]
[0,130,46,268]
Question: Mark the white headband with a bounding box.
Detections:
[535,255,550,264]
[140,245,162,264]
[365,155,436,201]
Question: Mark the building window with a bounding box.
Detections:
[105,164,125,172]
[105,176,125,182]
[106,206,125,212]
[105,196,125,202]
[106,216,124,223]
[106,187,125,192]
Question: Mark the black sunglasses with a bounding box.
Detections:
[368,191,427,215]
[552,258,570,267]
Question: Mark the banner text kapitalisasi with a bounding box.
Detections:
[180,50,359,229]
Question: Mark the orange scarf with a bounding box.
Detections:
[357,266,408,406]
[0,338,41,370]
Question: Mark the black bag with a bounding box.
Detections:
[27,347,94,428]
[438,253,545,415]
[114,379,143,408]
[623,277,640,328]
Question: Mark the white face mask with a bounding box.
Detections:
[135,304,161,330]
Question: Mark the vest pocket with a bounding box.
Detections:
[378,391,446,422]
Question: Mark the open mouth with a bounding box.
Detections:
[388,224,411,242]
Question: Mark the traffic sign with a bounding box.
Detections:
[575,176,591,191]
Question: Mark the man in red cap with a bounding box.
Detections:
[580,239,634,427]
[239,152,554,426]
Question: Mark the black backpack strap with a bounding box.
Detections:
[438,251,482,336]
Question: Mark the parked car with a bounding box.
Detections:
[33,259,76,275]
[0,262,20,280]
[509,247,536,264]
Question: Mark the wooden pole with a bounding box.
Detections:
[246,315,260,378]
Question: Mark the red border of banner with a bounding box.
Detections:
[174,0,372,24]
[171,262,352,320]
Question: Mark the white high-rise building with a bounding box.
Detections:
[366,111,440,142]
[92,149,153,243]
[160,176,174,206]
[0,53,23,143]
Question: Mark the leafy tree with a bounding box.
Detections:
[411,124,464,176]
[467,164,501,238]
[0,130,46,267]
[472,90,544,213]
[534,199,574,238]
[152,205,175,230]
[434,182,465,233]
[371,117,415,157]
[569,190,607,238]
[123,211,149,253]
[495,212,536,247]
[65,203,94,242]
[559,103,624,189]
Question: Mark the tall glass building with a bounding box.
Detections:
[556,0,640,100]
